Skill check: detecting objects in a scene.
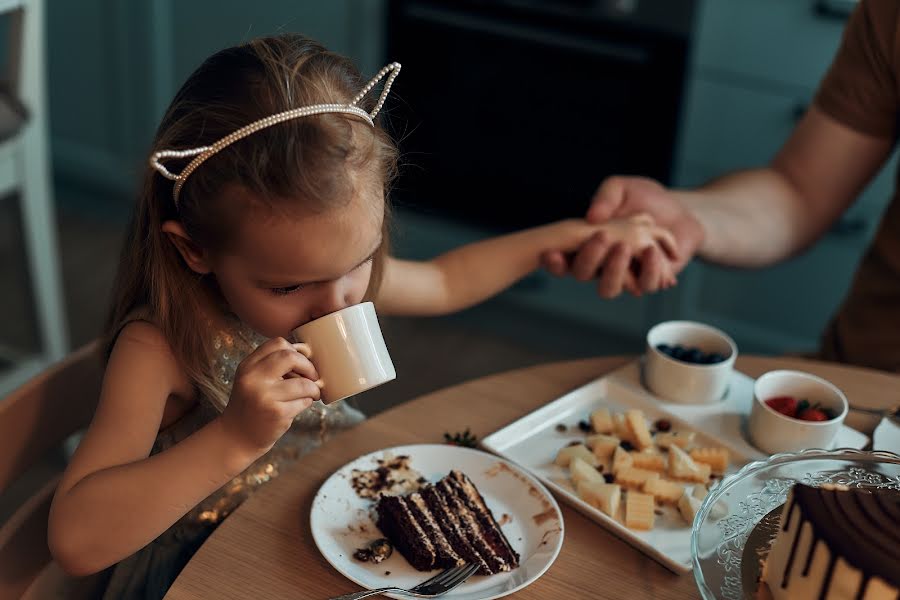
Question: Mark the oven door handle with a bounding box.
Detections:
[404,4,651,66]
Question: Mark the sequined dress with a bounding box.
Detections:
[100,319,365,600]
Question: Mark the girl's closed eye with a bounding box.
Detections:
[270,284,304,296]
[267,255,375,297]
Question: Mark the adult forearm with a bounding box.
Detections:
[677,168,814,268]
[49,418,257,576]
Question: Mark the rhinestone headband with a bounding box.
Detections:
[150,61,401,205]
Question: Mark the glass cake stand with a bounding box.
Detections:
[690,448,900,600]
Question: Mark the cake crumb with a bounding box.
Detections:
[351,453,424,499]
[353,538,393,564]
[499,513,512,526]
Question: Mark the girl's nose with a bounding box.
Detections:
[307,280,352,322]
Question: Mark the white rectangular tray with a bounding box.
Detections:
[480,360,868,573]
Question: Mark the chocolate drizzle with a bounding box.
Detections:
[777,484,900,599]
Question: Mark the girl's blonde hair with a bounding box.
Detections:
[105,34,398,408]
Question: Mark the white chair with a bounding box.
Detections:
[0,0,69,396]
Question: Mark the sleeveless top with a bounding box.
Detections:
[100,310,365,599]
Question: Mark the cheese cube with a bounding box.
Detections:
[611,445,633,475]
[625,409,653,450]
[615,467,660,490]
[678,490,702,524]
[590,407,614,434]
[644,478,685,504]
[570,456,606,486]
[625,492,655,530]
[577,480,621,518]
[555,444,598,468]
[586,434,620,459]
[655,431,695,450]
[669,445,711,483]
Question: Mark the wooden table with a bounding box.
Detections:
[166,356,898,600]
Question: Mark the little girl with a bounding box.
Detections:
[48,34,677,598]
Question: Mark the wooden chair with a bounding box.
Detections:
[0,341,105,599]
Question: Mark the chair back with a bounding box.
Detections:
[0,342,104,599]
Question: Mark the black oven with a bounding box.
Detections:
[386,0,696,231]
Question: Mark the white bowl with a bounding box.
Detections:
[748,370,848,454]
[644,321,737,404]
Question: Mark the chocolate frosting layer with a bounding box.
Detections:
[787,483,900,589]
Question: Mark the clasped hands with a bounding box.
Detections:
[545,177,705,298]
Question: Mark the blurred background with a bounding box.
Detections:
[1,0,894,412]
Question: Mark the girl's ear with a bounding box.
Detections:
[161,220,213,274]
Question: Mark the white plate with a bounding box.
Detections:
[310,444,564,600]
[480,360,869,574]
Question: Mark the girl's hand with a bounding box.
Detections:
[549,212,682,298]
[543,177,703,297]
[219,337,321,458]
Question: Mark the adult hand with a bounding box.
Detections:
[543,176,705,297]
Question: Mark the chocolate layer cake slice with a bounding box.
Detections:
[445,471,519,569]
[406,491,465,568]
[375,470,520,575]
[374,495,437,571]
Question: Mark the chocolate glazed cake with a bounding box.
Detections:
[375,470,520,574]
[761,483,900,600]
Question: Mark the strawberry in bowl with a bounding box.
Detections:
[749,371,848,454]
[763,396,837,422]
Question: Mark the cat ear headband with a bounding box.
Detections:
[150,62,401,205]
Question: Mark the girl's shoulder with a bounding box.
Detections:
[111,320,195,402]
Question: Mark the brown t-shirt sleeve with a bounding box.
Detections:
[813,0,899,140]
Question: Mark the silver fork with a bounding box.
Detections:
[327,563,479,600]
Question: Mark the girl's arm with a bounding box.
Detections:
[48,323,319,576]
[376,219,605,316]
[48,322,258,575]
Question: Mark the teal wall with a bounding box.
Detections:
[46,0,386,208]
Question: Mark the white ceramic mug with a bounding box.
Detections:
[644,320,737,404]
[748,370,848,454]
[291,302,396,404]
